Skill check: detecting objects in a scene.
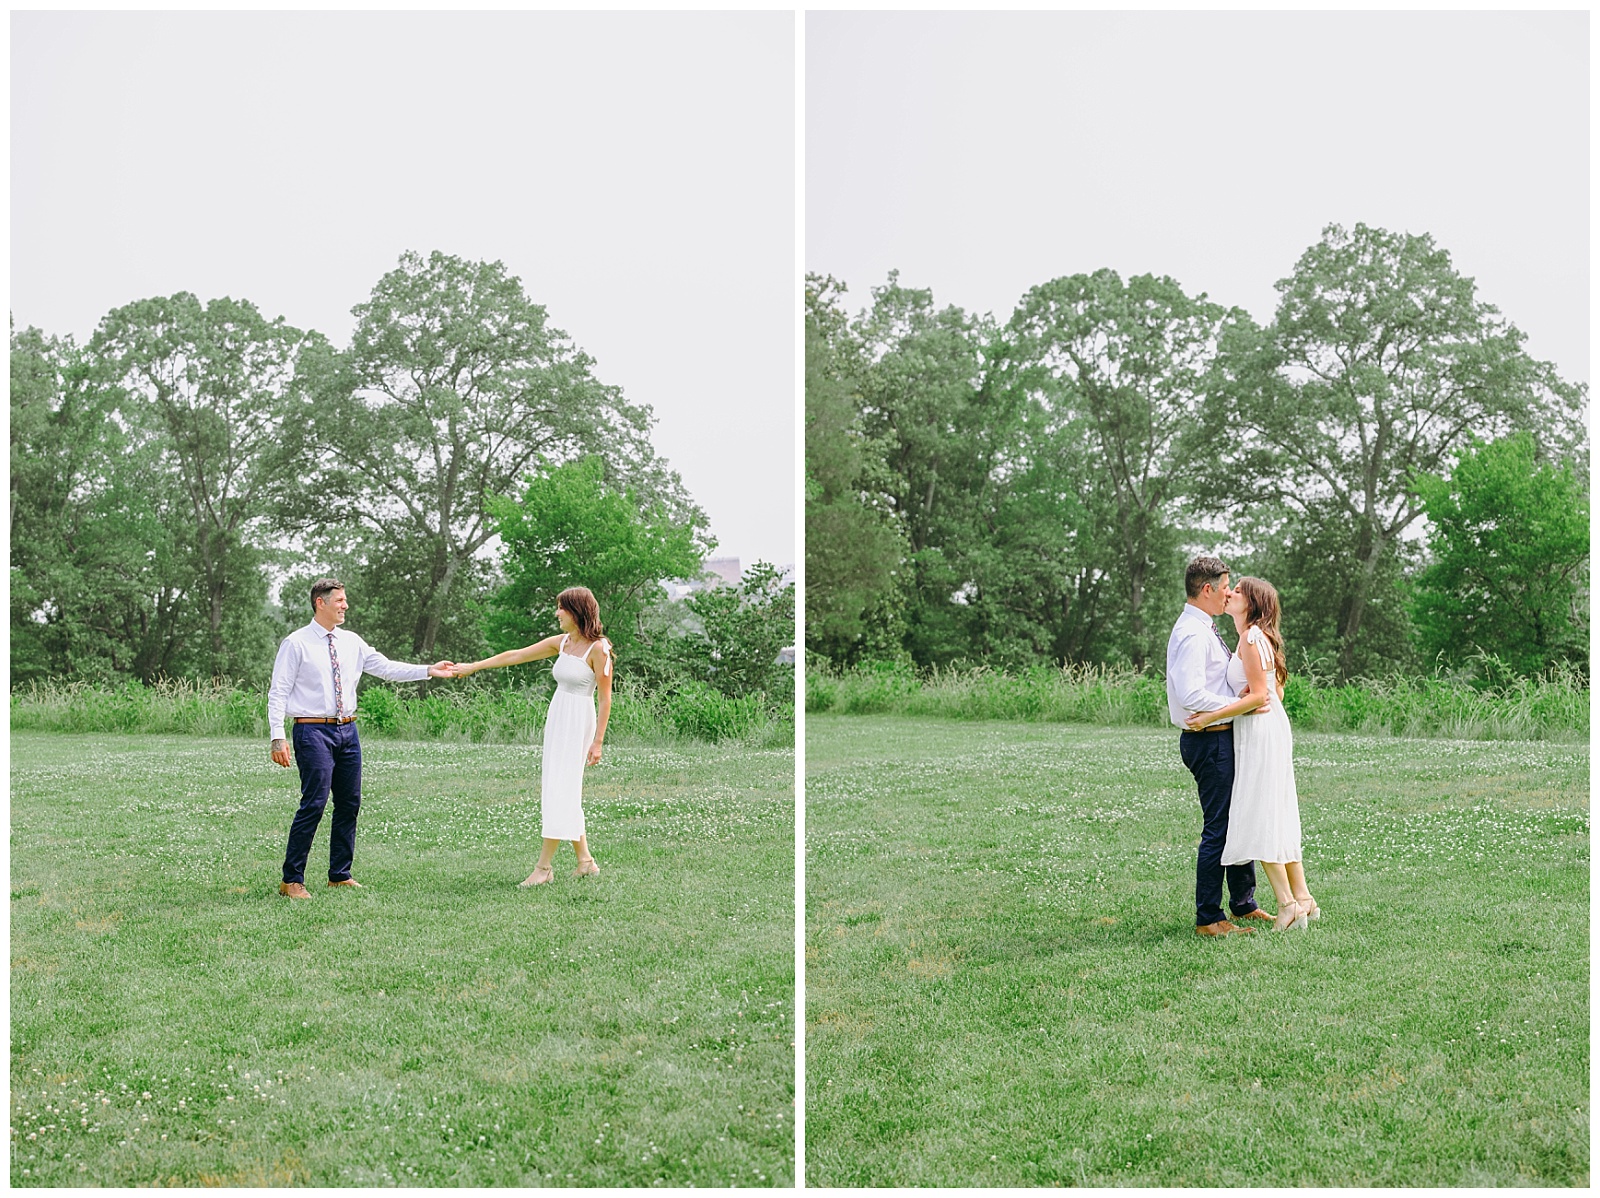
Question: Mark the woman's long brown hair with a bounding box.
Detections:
[556,586,605,643]
[1236,576,1288,689]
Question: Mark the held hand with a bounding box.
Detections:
[427,661,456,679]
[586,740,603,766]
[270,739,292,768]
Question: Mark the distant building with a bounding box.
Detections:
[662,557,796,599]
[703,557,742,588]
[663,556,741,598]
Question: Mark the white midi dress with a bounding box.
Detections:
[540,635,609,841]
[1220,626,1303,865]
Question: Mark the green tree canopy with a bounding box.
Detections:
[10,323,198,684]
[1003,270,1245,668]
[481,456,709,658]
[804,274,908,661]
[1216,222,1586,678]
[285,251,700,663]
[680,561,796,703]
[91,294,308,680]
[1412,433,1589,676]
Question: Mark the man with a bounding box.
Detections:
[268,578,454,898]
[1165,555,1271,937]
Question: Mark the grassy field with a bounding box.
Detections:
[10,731,794,1187]
[805,715,1589,1186]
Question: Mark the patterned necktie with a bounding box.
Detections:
[327,633,345,719]
[1212,622,1232,660]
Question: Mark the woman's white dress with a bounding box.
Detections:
[1220,626,1302,865]
[540,635,609,841]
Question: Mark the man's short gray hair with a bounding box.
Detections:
[310,578,345,611]
[1184,555,1229,599]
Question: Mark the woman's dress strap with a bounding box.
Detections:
[1246,625,1273,670]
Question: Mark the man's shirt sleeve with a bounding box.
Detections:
[266,635,298,742]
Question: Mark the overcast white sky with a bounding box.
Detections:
[12,10,796,569]
[808,10,1589,389]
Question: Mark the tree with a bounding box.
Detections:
[1411,433,1588,675]
[285,250,700,663]
[481,456,709,658]
[680,561,796,702]
[803,275,907,661]
[10,323,196,684]
[1217,223,1586,678]
[1004,271,1243,668]
[91,294,309,681]
[1226,496,1421,680]
[971,402,1127,667]
[850,273,1014,666]
[856,272,996,560]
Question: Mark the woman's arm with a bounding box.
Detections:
[1186,630,1272,729]
[586,640,613,765]
[453,634,563,677]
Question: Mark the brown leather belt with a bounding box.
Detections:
[1192,722,1232,731]
[293,716,357,725]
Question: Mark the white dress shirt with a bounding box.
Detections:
[266,620,430,742]
[1165,603,1238,730]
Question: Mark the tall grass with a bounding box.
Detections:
[9,677,794,748]
[806,658,1588,741]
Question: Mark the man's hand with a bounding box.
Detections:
[427,661,456,679]
[270,739,292,768]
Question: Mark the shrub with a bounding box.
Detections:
[658,681,770,742]
[11,677,794,748]
[806,657,1587,741]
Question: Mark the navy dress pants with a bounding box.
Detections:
[1179,727,1258,926]
[282,722,362,885]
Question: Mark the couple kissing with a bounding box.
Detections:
[1166,555,1319,937]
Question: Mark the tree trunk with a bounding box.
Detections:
[193,517,227,683]
[1128,556,1147,672]
[1336,525,1383,680]
[412,549,464,675]
[209,582,226,684]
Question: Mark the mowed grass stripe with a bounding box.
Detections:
[805,715,1588,1187]
[11,732,795,1187]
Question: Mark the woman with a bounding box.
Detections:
[1185,577,1319,931]
[450,587,613,886]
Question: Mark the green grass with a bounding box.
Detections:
[11,731,794,1186]
[805,714,1589,1186]
[805,659,1590,741]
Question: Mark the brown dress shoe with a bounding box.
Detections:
[327,879,363,888]
[1195,919,1252,936]
[278,882,311,899]
[1235,908,1275,922]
